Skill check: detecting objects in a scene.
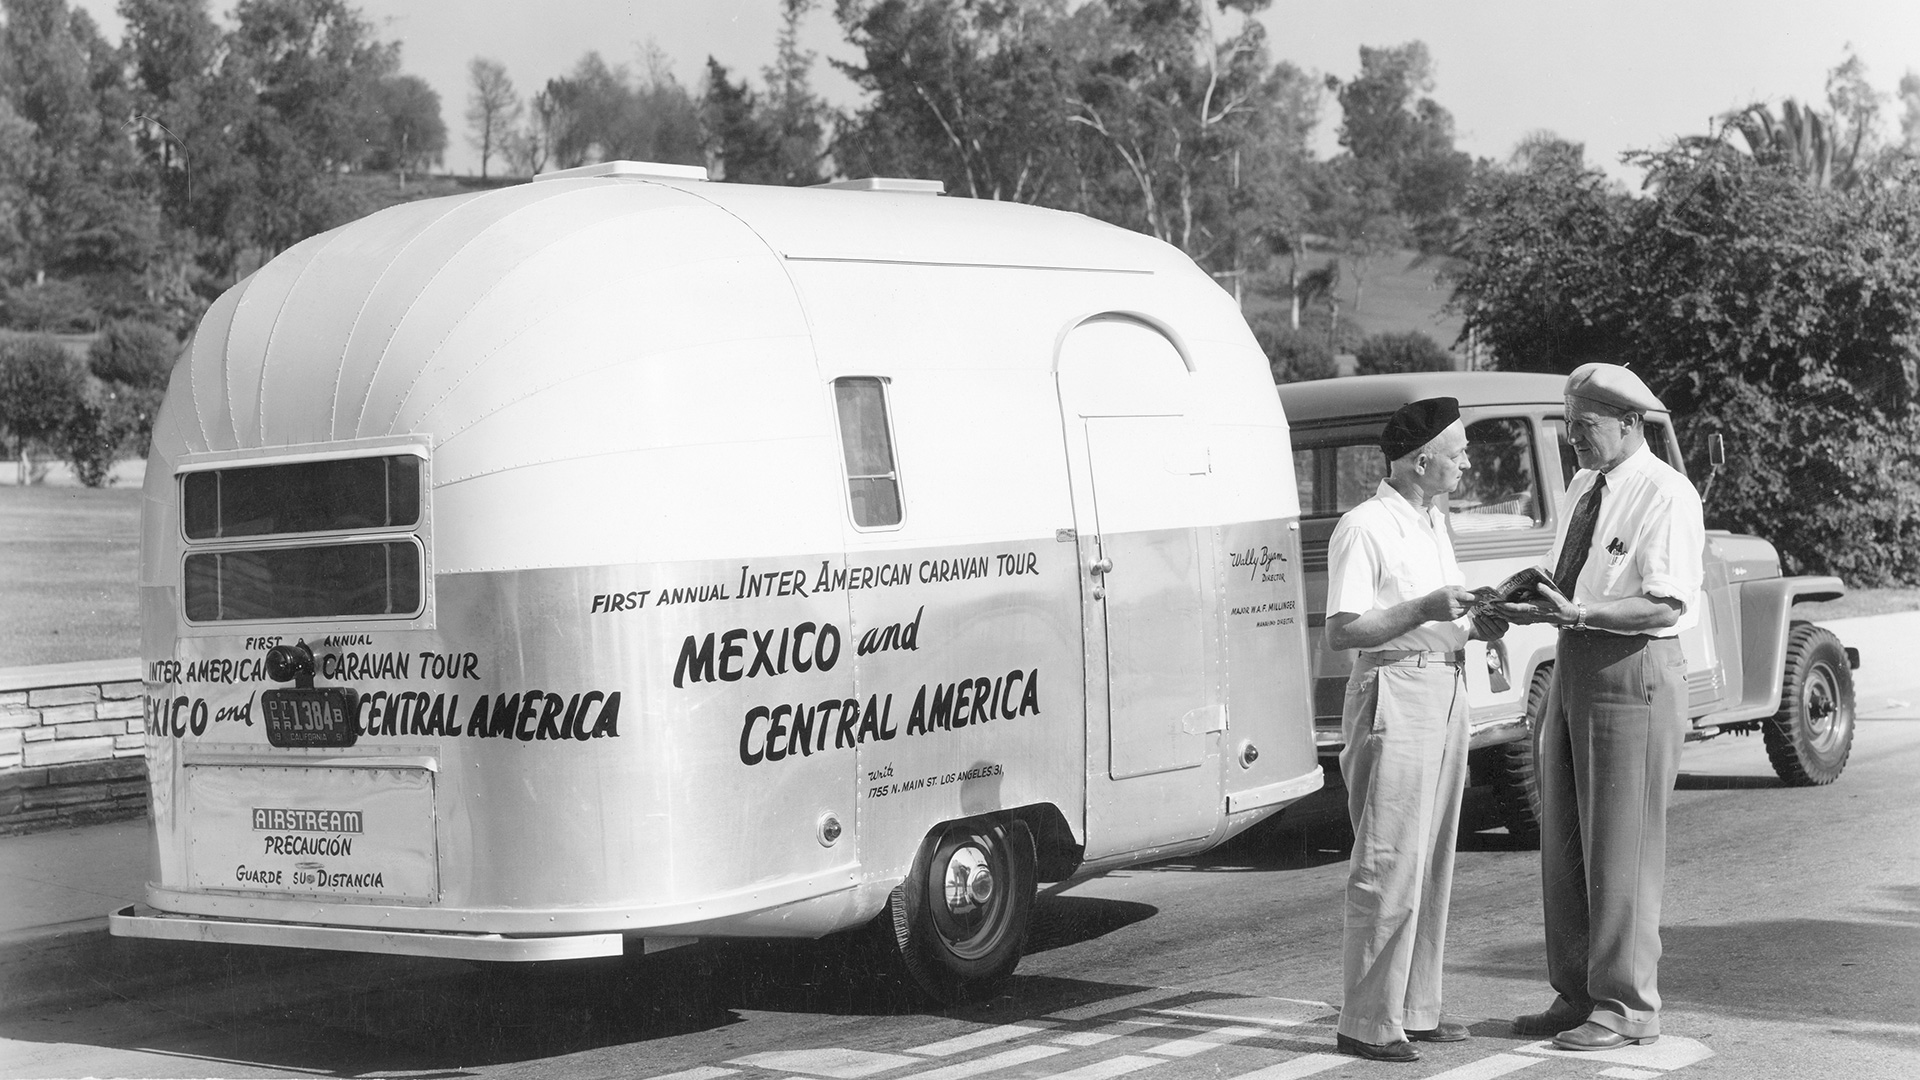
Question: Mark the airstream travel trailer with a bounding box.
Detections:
[109,161,1321,1001]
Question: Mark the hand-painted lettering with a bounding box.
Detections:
[856,606,923,657]
[674,622,842,687]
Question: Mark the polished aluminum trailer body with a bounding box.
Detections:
[114,163,1321,961]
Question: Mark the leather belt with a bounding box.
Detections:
[1358,648,1465,667]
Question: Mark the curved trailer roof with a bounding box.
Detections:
[144,164,1278,578]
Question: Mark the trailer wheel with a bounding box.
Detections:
[1489,665,1550,847]
[1763,622,1855,786]
[887,817,1036,1004]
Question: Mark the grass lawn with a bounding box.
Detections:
[0,484,143,667]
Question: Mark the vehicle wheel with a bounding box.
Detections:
[1489,665,1551,847]
[1763,622,1855,786]
[885,817,1036,1004]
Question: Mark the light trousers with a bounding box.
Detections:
[1337,653,1469,1045]
[1537,631,1686,1039]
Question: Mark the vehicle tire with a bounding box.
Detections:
[1489,665,1551,847]
[1762,622,1856,786]
[885,816,1036,1004]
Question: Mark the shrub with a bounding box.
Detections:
[89,320,179,389]
[1249,313,1339,383]
[2,278,98,333]
[1354,331,1456,375]
[0,336,86,454]
[0,335,129,486]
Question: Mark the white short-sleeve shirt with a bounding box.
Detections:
[1551,443,1706,637]
[1326,480,1470,652]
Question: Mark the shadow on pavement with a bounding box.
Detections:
[0,892,1171,1072]
[1674,772,1785,790]
[1456,907,1920,1052]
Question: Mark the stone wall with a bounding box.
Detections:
[0,658,146,834]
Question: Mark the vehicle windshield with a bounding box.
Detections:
[1293,416,1545,533]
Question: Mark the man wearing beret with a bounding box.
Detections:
[1497,362,1705,1050]
[1325,396,1498,1063]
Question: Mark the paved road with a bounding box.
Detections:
[2,613,1916,1078]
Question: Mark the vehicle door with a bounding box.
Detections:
[1445,411,1559,720]
[1056,316,1221,860]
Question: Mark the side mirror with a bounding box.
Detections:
[1701,433,1725,504]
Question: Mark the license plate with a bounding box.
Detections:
[262,687,359,748]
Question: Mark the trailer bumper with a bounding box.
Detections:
[108,904,641,962]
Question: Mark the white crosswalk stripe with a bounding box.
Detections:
[1050,1017,1178,1047]
[1033,1054,1164,1080]
[644,1069,740,1080]
[1422,1052,1546,1079]
[896,1043,1071,1080]
[907,1024,1057,1057]
[1218,1054,1348,1080]
[1139,1024,1268,1058]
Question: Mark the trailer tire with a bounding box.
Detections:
[1489,665,1550,847]
[887,817,1036,1004]
[1763,622,1855,786]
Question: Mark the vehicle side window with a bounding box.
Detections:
[832,376,903,528]
[1643,418,1685,472]
[1543,418,1576,487]
[1450,417,1544,533]
[1545,416,1683,483]
[1293,442,1382,518]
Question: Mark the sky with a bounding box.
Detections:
[71,0,1920,185]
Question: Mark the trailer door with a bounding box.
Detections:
[1057,317,1222,860]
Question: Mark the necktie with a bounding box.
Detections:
[1553,473,1606,598]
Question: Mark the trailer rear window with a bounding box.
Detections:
[184,543,422,622]
[179,452,425,624]
[833,377,903,528]
[183,455,420,539]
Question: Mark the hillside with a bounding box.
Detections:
[1243,243,1466,353]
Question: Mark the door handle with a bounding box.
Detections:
[1089,557,1113,576]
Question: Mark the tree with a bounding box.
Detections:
[367,73,446,182]
[1449,142,1920,584]
[1728,99,1834,188]
[759,0,830,185]
[540,50,703,170]
[2,0,176,325]
[1065,0,1313,268]
[834,0,1084,203]
[701,57,777,182]
[0,335,86,483]
[1824,45,1886,185]
[1325,41,1471,247]
[1900,70,1920,155]
[465,57,520,179]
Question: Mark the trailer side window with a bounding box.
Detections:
[833,377,902,528]
[179,452,425,623]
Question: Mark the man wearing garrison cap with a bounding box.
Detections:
[1496,362,1705,1051]
[1324,396,1500,1063]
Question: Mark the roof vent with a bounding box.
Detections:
[534,160,709,183]
[812,177,946,195]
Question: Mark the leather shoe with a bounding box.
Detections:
[1405,1020,1470,1042]
[1336,1033,1420,1062]
[1552,1021,1658,1051]
[1512,1008,1590,1037]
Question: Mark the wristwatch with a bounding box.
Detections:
[1574,602,1589,630]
